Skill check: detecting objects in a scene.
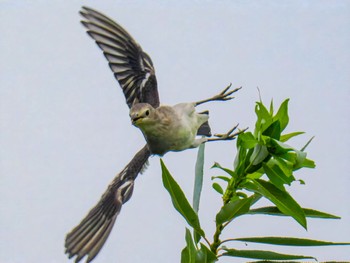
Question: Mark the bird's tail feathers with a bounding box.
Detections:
[140,159,149,174]
[65,145,150,262]
[197,111,211,136]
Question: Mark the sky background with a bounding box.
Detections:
[1,1,349,262]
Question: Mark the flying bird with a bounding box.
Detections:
[65,6,242,263]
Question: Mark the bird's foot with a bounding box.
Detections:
[208,124,247,142]
[195,84,242,106]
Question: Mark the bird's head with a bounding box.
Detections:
[129,103,156,128]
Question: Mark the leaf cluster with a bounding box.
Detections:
[161,99,349,262]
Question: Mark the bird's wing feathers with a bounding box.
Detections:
[80,6,160,108]
[65,145,151,263]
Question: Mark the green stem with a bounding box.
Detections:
[219,238,238,246]
[210,178,241,253]
[203,236,211,248]
[210,223,224,253]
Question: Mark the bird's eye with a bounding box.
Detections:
[145,110,150,116]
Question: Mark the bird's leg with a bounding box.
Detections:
[207,124,247,142]
[195,83,242,106]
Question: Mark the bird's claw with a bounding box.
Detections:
[214,84,242,102]
[195,84,242,106]
[211,124,248,142]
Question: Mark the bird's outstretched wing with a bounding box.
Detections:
[80,6,159,108]
[65,145,151,263]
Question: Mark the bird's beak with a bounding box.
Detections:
[131,114,142,125]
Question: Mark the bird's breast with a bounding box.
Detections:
[143,121,196,156]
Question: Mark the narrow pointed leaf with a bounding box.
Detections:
[193,143,205,213]
[280,131,305,142]
[262,163,293,190]
[273,99,289,132]
[161,159,205,237]
[232,236,350,246]
[222,248,314,260]
[195,243,217,263]
[244,179,307,229]
[301,136,315,152]
[248,206,340,219]
[193,144,205,244]
[216,197,253,225]
[181,228,196,263]
[212,162,236,177]
[269,99,274,115]
[211,176,230,182]
[255,102,273,136]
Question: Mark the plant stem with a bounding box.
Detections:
[210,177,243,253]
[210,223,224,253]
[203,236,211,248]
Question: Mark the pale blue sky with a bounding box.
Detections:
[1,1,349,262]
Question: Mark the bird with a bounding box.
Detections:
[65,6,242,263]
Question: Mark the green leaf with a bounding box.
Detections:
[161,159,205,237]
[262,120,281,140]
[298,179,306,185]
[294,150,307,169]
[279,152,315,170]
[181,247,190,263]
[212,183,223,195]
[234,145,247,173]
[272,157,293,177]
[195,243,217,263]
[232,236,350,246]
[268,140,312,170]
[193,143,205,213]
[181,228,197,263]
[249,144,269,165]
[279,152,297,163]
[301,136,315,152]
[262,163,293,191]
[301,158,316,168]
[216,197,253,225]
[273,99,289,132]
[211,176,230,183]
[280,131,305,142]
[247,170,264,179]
[211,162,236,178]
[244,179,307,229]
[250,193,263,206]
[248,206,340,219]
[269,99,274,115]
[236,191,248,198]
[238,132,258,149]
[267,139,293,155]
[222,248,314,260]
[255,102,273,136]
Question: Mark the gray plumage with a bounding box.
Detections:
[66,6,241,263]
[66,7,158,262]
[129,103,211,156]
[65,146,150,263]
[79,6,159,108]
